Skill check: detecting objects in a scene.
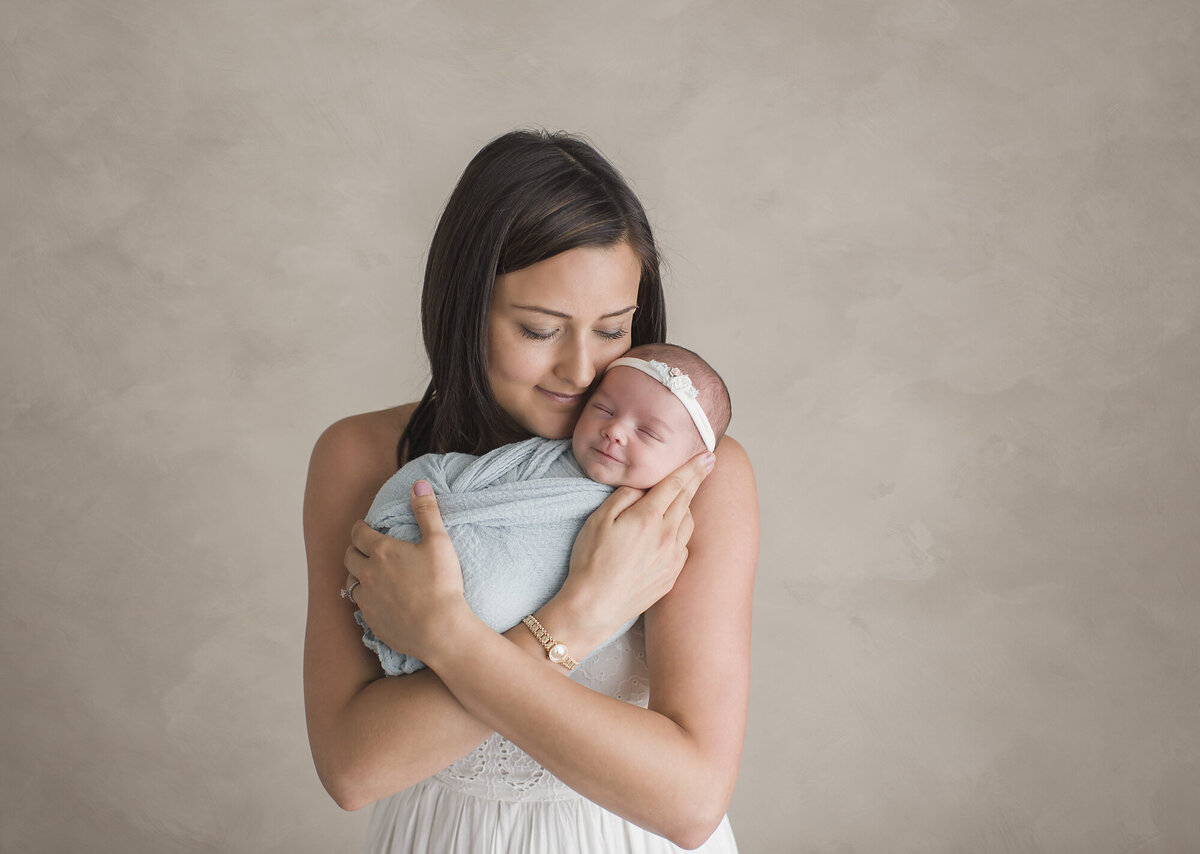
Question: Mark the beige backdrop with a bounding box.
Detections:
[3,1,1198,852]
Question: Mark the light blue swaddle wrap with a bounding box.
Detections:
[357,436,634,675]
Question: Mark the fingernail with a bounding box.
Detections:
[413,480,432,497]
[703,453,715,472]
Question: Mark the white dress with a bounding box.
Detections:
[364,621,739,853]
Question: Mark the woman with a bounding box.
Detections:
[303,130,759,852]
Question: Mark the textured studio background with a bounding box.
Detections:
[3,1,1199,852]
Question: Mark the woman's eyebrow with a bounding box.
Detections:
[509,304,638,320]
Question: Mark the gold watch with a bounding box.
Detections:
[521,615,579,671]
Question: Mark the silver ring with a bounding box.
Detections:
[340,579,361,604]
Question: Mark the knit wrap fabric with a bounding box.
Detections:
[356,437,631,675]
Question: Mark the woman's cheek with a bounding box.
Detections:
[600,339,632,371]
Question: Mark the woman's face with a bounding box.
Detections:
[487,243,643,440]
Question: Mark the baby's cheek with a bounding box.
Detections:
[570,432,589,465]
[622,458,671,490]
[659,449,695,481]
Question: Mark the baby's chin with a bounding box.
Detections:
[584,462,660,490]
[584,466,624,487]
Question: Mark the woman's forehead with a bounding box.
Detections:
[493,244,641,315]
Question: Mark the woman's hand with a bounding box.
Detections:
[556,450,715,644]
[344,481,470,661]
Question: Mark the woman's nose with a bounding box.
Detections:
[555,336,599,390]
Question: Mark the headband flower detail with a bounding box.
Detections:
[646,360,700,400]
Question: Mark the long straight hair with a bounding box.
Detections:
[398,130,667,465]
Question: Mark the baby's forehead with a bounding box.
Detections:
[597,366,689,417]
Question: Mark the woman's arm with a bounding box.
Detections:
[303,409,493,808]
[371,438,759,848]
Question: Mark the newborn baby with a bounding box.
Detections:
[357,342,732,675]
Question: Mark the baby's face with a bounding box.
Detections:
[571,366,703,489]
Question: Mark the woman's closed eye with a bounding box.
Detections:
[520,325,558,341]
[595,327,628,341]
[518,326,627,342]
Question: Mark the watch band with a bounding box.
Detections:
[521,615,579,671]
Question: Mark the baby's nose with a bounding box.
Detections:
[602,424,627,444]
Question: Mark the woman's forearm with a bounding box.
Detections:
[309,530,660,811]
[319,600,741,844]
[307,605,618,811]
[421,608,741,848]
[311,667,489,810]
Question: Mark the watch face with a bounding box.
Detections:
[548,643,568,663]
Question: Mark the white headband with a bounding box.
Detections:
[605,357,716,452]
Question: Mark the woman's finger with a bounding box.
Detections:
[340,572,361,604]
[593,485,647,522]
[350,519,385,555]
[674,508,695,549]
[639,451,714,518]
[344,543,370,582]
[662,475,696,532]
[409,480,448,542]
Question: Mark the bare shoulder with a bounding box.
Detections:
[310,405,416,477]
[305,404,418,531]
[682,434,759,593]
[713,434,753,474]
[693,434,757,516]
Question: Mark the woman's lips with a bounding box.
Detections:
[536,387,585,405]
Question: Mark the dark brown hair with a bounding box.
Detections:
[398,129,666,465]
